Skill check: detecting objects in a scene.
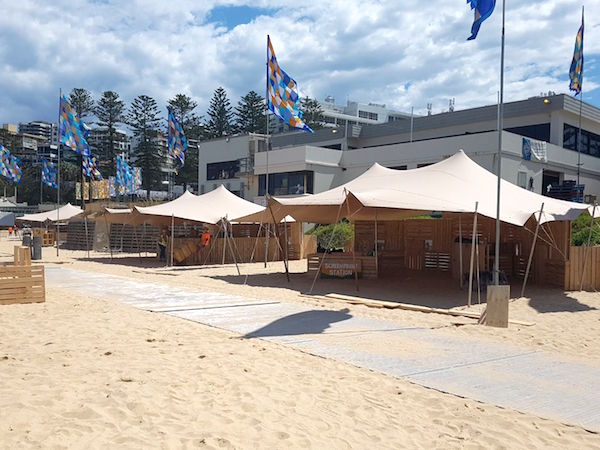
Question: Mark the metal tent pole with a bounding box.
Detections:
[521,203,544,297]
[459,215,464,289]
[170,213,174,267]
[468,202,479,307]
[344,189,359,292]
[580,203,597,291]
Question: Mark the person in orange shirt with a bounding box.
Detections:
[8,226,12,236]
[200,228,211,247]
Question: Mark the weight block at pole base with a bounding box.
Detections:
[481,285,510,328]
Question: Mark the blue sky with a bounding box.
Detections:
[0,1,598,125]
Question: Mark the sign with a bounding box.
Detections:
[321,259,362,279]
[522,137,547,162]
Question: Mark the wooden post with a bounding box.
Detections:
[580,203,597,291]
[170,213,174,267]
[468,202,479,307]
[521,203,544,297]
[344,189,359,292]
[103,214,113,260]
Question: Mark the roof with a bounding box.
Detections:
[17,203,83,223]
[271,150,591,226]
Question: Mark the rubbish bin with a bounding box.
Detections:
[32,236,42,260]
[22,234,31,248]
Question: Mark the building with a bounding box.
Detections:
[87,127,131,158]
[18,121,58,145]
[197,93,600,207]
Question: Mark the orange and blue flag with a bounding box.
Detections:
[168,108,188,167]
[267,36,313,133]
[569,7,584,95]
[467,0,496,40]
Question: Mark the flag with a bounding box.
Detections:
[116,155,136,195]
[267,36,313,133]
[569,7,584,95]
[168,108,188,167]
[59,94,91,156]
[467,0,496,40]
[0,144,22,184]
[83,153,103,180]
[42,159,58,189]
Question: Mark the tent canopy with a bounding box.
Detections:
[133,185,265,225]
[17,203,83,224]
[269,150,591,226]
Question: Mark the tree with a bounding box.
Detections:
[235,90,266,134]
[300,97,324,131]
[168,94,202,189]
[95,91,125,176]
[69,88,94,119]
[572,212,600,246]
[206,87,234,139]
[128,95,163,197]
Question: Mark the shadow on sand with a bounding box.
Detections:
[243,308,352,339]
[525,286,597,313]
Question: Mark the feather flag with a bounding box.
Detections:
[467,0,496,40]
[0,144,22,184]
[168,108,188,167]
[42,159,58,189]
[267,36,313,133]
[116,155,137,195]
[569,7,584,95]
[59,95,91,156]
[83,153,103,180]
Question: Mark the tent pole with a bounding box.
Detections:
[344,189,359,292]
[134,221,142,263]
[268,204,289,282]
[222,220,227,265]
[521,203,544,298]
[459,215,463,289]
[283,216,289,275]
[468,202,479,308]
[244,221,263,285]
[223,218,241,276]
[104,214,113,260]
[142,221,146,257]
[264,222,269,268]
[374,208,379,278]
[309,199,344,295]
[84,214,90,259]
[170,213,174,267]
[579,203,596,291]
[228,221,244,264]
[475,230,481,305]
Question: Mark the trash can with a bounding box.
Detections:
[22,234,31,248]
[32,236,42,260]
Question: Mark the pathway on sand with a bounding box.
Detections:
[47,266,600,432]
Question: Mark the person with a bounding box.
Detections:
[158,229,168,261]
[200,228,211,248]
[8,226,12,236]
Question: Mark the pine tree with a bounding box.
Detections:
[69,88,94,119]
[300,97,324,130]
[206,87,234,138]
[235,91,266,134]
[127,95,163,197]
[95,91,125,176]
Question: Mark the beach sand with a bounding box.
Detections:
[1,239,599,448]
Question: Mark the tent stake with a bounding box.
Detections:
[579,203,597,291]
[521,203,544,297]
[468,202,479,307]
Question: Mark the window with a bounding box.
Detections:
[506,123,550,142]
[563,124,600,158]
[259,171,314,196]
[391,165,407,170]
[207,160,240,180]
[517,171,527,189]
[358,110,378,121]
[417,162,434,168]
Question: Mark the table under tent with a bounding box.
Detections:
[101,186,315,268]
[17,203,84,247]
[262,150,595,297]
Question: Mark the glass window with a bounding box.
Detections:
[506,123,550,142]
[517,171,527,188]
[259,171,313,196]
[563,123,600,158]
[207,160,240,180]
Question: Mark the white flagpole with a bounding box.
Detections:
[56,90,61,257]
[493,0,506,286]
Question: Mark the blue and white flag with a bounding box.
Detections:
[569,7,584,95]
[168,108,188,167]
[467,0,496,40]
[42,159,58,189]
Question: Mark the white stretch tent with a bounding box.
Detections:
[268,150,591,226]
[17,203,84,224]
[134,185,265,225]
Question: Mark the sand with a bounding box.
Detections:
[1,238,600,448]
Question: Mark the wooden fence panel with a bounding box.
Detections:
[0,265,45,305]
[567,246,600,291]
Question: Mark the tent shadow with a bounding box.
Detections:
[243,308,352,339]
[525,286,597,313]
[72,255,165,269]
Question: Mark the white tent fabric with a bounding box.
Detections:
[17,203,83,224]
[134,185,265,225]
[102,208,144,225]
[271,150,591,226]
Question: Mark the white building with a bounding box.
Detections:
[18,121,58,145]
[199,94,600,206]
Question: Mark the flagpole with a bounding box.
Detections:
[493,0,506,286]
[577,86,583,186]
[56,90,61,257]
[265,35,270,199]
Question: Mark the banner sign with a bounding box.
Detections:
[321,259,362,279]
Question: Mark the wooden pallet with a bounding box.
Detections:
[0,265,45,305]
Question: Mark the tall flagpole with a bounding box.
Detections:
[56,90,61,257]
[576,5,584,186]
[265,35,270,199]
[493,0,506,286]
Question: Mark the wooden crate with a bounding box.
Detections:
[0,265,45,305]
[14,246,31,266]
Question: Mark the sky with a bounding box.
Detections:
[0,0,599,126]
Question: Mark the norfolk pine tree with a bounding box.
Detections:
[95,91,125,176]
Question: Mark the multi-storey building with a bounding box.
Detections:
[18,121,58,145]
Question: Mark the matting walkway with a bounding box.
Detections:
[47,266,600,432]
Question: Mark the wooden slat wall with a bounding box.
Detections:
[566,246,600,291]
[0,265,45,305]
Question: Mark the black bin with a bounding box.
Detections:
[22,235,31,247]
[32,236,42,260]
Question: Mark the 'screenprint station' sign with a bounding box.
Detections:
[321,260,362,279]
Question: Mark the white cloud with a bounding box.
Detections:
[0,0,597,124]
